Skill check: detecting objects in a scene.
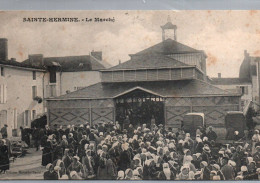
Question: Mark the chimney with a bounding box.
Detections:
[0,38,8,61]
[91,51,102,61]
[218,73,221,78]
[244,50,249,58]
[10,58,16,62]
[119,60,121,65]
[29,54,44,67]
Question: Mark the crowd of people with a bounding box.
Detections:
[36,122,260,180]
[1,121,260,180]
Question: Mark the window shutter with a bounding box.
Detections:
[3,84,7,103]
[0,85,2,103]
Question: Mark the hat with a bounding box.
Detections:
[203,136,208,141]
[99,132,103,136]
[133,169,140,176]
[256,168,260,173]
[46,163,53,171]
[73,156,80,161]
[213,164,220,170]
[54,166,61,171]
[228,160,236,167]
[70,171,77,177]
[62,135,66,139]
[203,146,211,153]
[241,166,248,172]
[201,161,208,167]
[118,170,125,179]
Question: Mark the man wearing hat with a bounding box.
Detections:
[207,126,217,142]
[221,157,235,180]
[201,145,211,164]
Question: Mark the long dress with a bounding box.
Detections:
[42,140,53,166]
[0,145,9,171]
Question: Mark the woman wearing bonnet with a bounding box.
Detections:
[176,164,195,180]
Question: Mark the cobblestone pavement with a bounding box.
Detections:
[0,148,45,180]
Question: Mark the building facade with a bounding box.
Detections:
[0,38,110,136]
[46,20,241,139]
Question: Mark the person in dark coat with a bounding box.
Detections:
[0,125,8,139]
[118,144,131,171]
[32,127,40,151]
[0,139,9,173]
[43,163,58,180]
[207,126,217,142]
[62,149,73,174]
[221,157,235,180]
[42,135,54,166]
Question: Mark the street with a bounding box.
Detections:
[0,148,45,180]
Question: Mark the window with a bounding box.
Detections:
[49,68,56,83]
[32,110,36,120]
[240,86,248,95]
[1,67,4,76]
[33,71,36,80]
[24,110,31,126]
[0,84,7,104]
[32,86,37,99]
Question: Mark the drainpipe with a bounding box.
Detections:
[42,72,46,113]
[60,71,62,95]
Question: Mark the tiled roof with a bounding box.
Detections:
[134,39,202,55]
[211,78,251,85]
[51,79,238,100]
[23,55,107,72]
[106,54,188,71]
[0,59,45,70]
[161,22,177,29]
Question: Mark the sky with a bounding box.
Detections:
[0,10,260,77]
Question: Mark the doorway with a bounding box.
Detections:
[115,89,165,128]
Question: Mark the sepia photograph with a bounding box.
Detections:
[0,10,260,180]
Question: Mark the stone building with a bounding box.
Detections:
[0,38,110,136]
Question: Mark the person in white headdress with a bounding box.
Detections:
[117,170,125,180]
[132,169,141,180]
[252,130,260,154]
[158,163,174,180]
[70,170,82,180]
[125,168,133,180]
[176,164,195,180]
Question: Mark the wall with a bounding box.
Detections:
[165,96,240,139]
[214,84,252,109]
[47,99,114,127]
[0,66,45,136]
[60,71,101,95]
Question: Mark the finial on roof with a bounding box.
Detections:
[167,15,171,22]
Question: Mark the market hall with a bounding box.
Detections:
[46,20,241,139]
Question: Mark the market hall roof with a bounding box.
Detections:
[211,78,252,85]
[132,39,204,56]
[49,79,239,100]
[105,53,189,71]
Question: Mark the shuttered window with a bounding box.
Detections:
[32,86,37,99]
[0,84,7,103]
